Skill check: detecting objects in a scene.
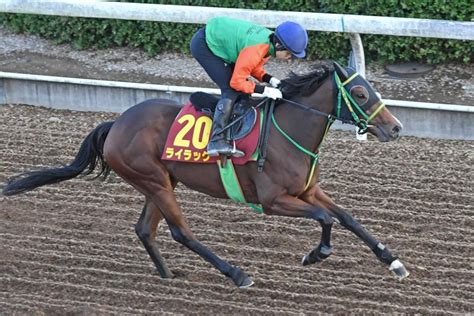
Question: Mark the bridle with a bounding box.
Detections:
[279,71,386,134]
[270,70,386,191]
[223,70,385,135]
[334,72,386,134]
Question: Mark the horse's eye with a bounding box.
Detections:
[350,86,369,106]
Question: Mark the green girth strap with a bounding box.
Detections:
[217,160,263,213]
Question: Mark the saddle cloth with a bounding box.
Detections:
[162,102,262,165]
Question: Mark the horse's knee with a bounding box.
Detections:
[135,223,151,242]
[311,208,333,225]
[169,225,191,245]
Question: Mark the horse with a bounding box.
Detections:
[2,61,408,288]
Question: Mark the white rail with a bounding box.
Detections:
[1,0,473,40]
[2,72,472,113]
[0,0,472,112]
[0,72,220,95]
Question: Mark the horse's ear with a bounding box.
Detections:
[333,62,348,80]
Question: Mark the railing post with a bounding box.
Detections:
[348,33,367,140]
[0,78,5,104]
[348,33,365,77]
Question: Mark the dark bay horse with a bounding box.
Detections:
[2,61,409,288]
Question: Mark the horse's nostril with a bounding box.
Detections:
[392,125,401,137]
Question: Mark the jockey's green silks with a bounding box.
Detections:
[205,17,275,64]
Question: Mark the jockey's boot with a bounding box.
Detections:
[207,98,245,158]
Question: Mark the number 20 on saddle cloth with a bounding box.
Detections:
[162,102,262,164]
[162,102,263,211]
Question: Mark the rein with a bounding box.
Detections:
[280,72,386,133]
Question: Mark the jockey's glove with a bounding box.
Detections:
[269,77,281,88]
[262,87,283,100]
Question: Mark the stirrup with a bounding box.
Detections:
[229,141,245,158]
[207,140,232,157]
[207,148,227,157]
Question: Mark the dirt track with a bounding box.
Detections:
[1,104,473,315]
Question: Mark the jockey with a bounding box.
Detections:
[190,16,308,157]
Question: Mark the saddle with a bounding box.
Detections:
[190,92,257,140]
[162,92,274,169]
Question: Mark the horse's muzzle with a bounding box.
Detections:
[368,121,402,142]
[390,125,401,139]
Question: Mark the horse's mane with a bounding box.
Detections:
[280,61,334,98]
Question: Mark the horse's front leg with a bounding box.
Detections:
[301,185,410,280]
[262,194,334,265]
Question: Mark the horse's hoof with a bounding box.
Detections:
[230,267,254,288]
[238,276,254,289]
[301,254,311,266]
[164,272,175,279]
[301,245,332,266]
[389,259,410,280]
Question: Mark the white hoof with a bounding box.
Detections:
[389,259,410,280]
[239,279,254,289]
[301,254,309,266]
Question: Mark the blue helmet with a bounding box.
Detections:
[275,21,308,58]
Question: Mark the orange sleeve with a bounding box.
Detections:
[230,44,270,94]
[251,56,270,82]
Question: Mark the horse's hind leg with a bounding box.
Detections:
[149,187,253,288]
[110,158,252,287]
[104,122,252,288]
[135,198,174,278]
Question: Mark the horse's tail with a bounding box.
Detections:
[2,121,115,196]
